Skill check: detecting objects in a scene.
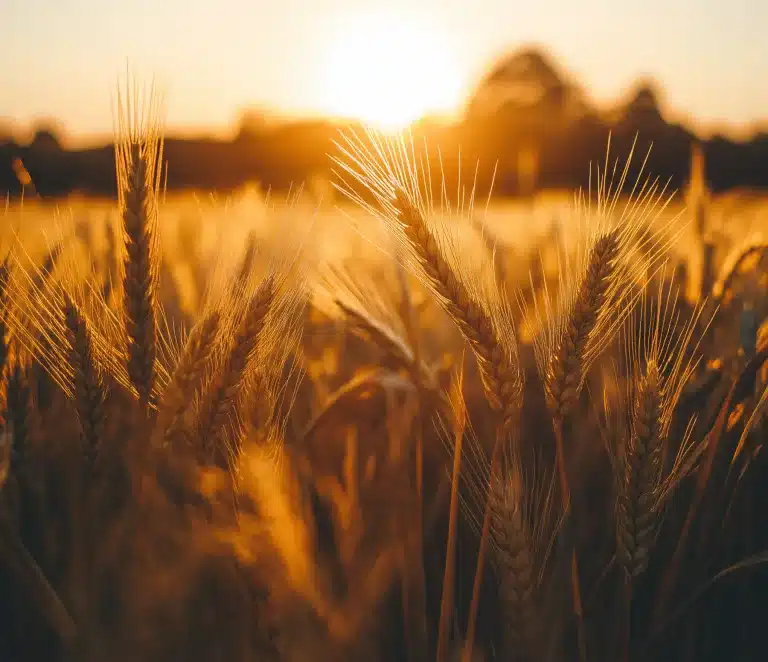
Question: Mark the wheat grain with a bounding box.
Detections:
[616,269,709,579]
[156,311,220,444]
[617,360,663,577]
[63,293,104,470]
[545,230,620,421]
[527,138,682,425]
[333,129,523,432]
[490,477,538,660]
[114,75,165,409]
[194,275,276,464]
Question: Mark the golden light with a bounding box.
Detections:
[318,9,464,131]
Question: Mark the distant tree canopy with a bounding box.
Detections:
[236,109,268,140]
[467,48,588,123]
[620,80,664,126]
[2,45,767,198]
[236,107,286,140]
[28,122,64,152]
[0,122,15,146]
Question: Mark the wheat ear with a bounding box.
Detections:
[156,311,220,443]
[530,137,683,428]
[613,269,709,659]
[489,469,539,660]
[63,294,104,471]
[394,191,521,428]
[332,129,523,432]
[120,140,158,408]
[445,394,559,662]
[332,129,525,662]
[115,76,165,409]
[617,271,707,578]
[546,230,620,421]
[195,276,276,464]
[617,360,663,577]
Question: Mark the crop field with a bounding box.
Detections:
[0,117,767,662]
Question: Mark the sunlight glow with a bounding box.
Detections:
[318,9,464,131]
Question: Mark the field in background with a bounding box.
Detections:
[2,174,768,662]
[6,186,767,304]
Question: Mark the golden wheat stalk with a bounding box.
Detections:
[544,230,620,420]
[615,268,709,579]
[195,275,276,463]
[114,74,166,410]
[5,215,164,407]
[610,266,709,661]
[616,360,664,578]
[332,128,523,433]
[527,137,683,426]
[63,293,104,469]
[436,366,467,662]
[193,242,307,456]
[155,311,220,444]
[517,137,681,661]
[332,128,527,662]
[316,258,438,394]
[441,383,560,662]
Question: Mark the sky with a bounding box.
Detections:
[1,0,766,144]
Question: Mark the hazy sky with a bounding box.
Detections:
[2,0,766,143]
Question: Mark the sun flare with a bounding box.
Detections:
[318,10,464,131]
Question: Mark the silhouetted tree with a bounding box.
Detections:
[619,79,665,129]
[0,122,15,147]
[2,47,768,198]
[467,47,587,123]
[28,121,63,152]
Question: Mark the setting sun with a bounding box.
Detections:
[318,9,464,130]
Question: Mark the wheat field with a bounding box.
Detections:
[0,95,767,662]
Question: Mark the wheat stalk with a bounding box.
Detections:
[332,128,523,432]
[613,268,710,659]
[332,129,527,662]
[155,310,220,444]
[616,359,664,578]
[617,268,708,575]
[63,293,104,471]
[545,230,620,421]
[443,381,560,662]
[114,75,165,410]
[489,468,539,660]
[392,190,522,428]
[528,137,682,427]
[194,275,276,465]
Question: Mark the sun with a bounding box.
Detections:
[318,9,463,131]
